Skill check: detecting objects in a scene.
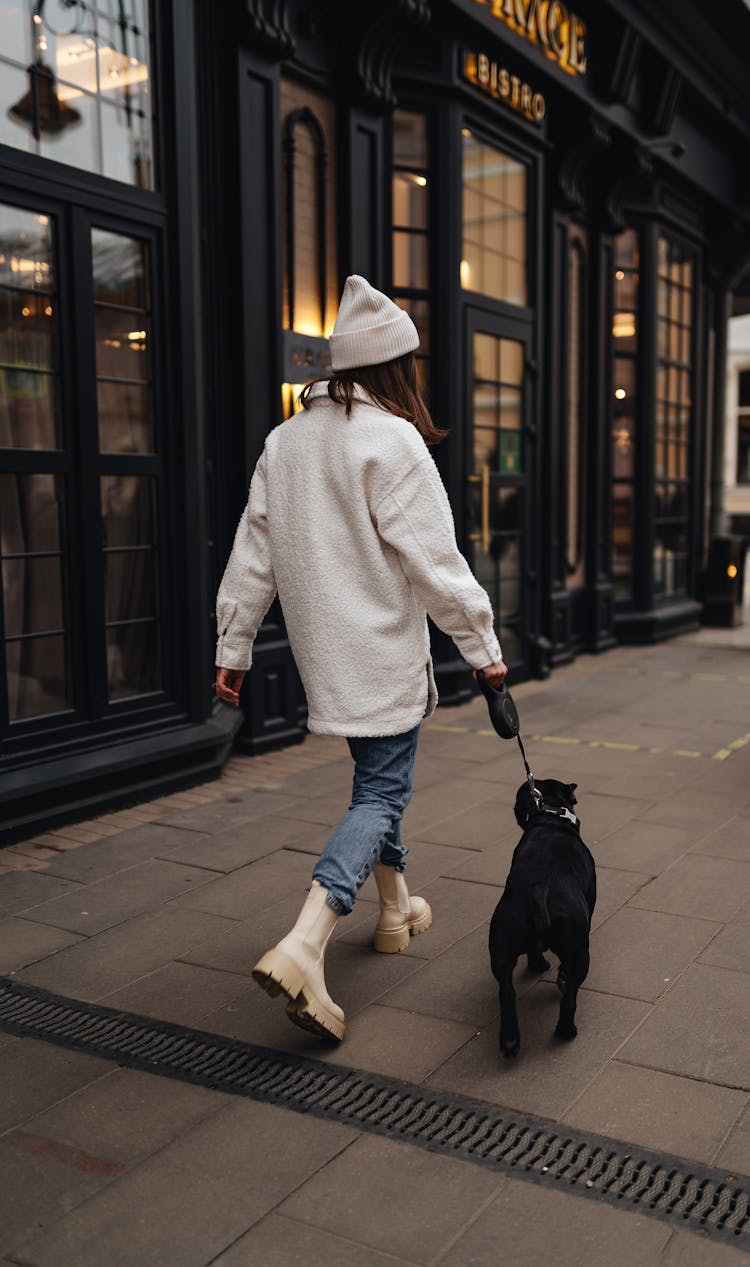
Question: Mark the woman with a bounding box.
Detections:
[214,275,507,1042]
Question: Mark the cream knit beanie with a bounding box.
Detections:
[328,275,419,371]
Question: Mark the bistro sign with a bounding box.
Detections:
[463,51,546,123]
[470,0,588,77]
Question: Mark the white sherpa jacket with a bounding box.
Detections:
[215,381,502,736]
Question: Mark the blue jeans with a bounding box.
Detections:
[312,724,421,915]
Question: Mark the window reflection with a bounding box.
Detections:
[92,228,153,453]
[654,235,693,598]
[462,132,527,306]
[0,0,155,189]
[391,109,431,401]
[612,229,639,603]
[0,203,61,450]
[101,474,160,699]
[0,471,70,719]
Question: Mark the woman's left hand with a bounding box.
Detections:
[215,667,246,707]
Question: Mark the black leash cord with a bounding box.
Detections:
[516,732,542,807]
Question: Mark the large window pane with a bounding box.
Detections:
[654,235,693,600]
[101,474,160,700]
[462,132,527,306]
[611,229,639,602]
[0,204,61,450]
[93,228,153,453]
[1,471,70,719]
[0,0,156,188]
[391,109,431,401]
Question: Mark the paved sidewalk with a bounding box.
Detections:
[1,632,749,1265]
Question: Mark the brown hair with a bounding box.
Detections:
[299,351,448,447]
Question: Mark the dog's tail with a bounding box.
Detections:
[528,883,551,943]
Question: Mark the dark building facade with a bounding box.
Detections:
[1,0,750,839]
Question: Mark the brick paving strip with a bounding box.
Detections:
[0,631,749,1265]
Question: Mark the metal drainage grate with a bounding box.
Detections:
[1,975,748,1251]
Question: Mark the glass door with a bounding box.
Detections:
[466,312,530,671]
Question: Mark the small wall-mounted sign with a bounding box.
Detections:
[469,0,587,77]
[282,329,330,383]
[463,50,546,123]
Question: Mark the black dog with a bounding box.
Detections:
[489,779,596,1057]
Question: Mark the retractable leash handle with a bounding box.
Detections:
[475,669,520,739]
[475,670,542,808]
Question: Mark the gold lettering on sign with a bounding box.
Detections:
[472,0,588,76]
[464,51,546,123]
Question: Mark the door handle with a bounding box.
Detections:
[468,463,491,554]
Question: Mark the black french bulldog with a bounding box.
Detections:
[489,778,596,1058]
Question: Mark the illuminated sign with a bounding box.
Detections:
[470,0,588,77]
[463,51,546,123]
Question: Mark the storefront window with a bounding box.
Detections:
[470,331,524,662]
[93,227,161,699]
[93,228,153,453]
[461,131,527,306]
[280,77,338,416]
[612,228,639,603]
[737,368,750,484]
[654,235,693,598]
[0,201,71,721]
[0,1,156,189]
[566,228,587,589]
[391,109,430,399]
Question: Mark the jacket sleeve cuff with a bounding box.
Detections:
[459,632,503,669]
[215,638,254,671]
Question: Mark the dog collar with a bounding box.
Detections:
[539,805,580,831]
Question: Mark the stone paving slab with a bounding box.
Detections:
[276,1133,503,1266]
[560,1060,748,1163]
[593,819,695,874]
[0,1038,111,1135]
[322,1002,477,1082]
[0,917,83,974]
[168,848,315,921]
[584,905,722,1002]
[424,983,651,1119]
[715,1103,750,1178]
[211,1213,420,1267]
[0,872,82,917]
[660,1230,750,1266]
[619,962,750,1089]
[96,961,254,1026]
[13,1067,231,1168]
[11,1099,357,1267]
[16,858,217,937]
[628,852,750,923]
[438,1173,671,1267]
[0,1134,119,1259]
[690,817,750,863]
[14,907,238,1000]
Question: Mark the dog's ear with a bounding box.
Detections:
[568,782,577,805]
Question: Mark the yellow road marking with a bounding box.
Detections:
[712,749,732,761]
[426,722,749,763]
[673,750,702,758]
[537,735,582,745]
[590,741,640,751]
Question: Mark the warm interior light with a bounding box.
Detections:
[21,306,30,317]
[44,304,52,315]
[128,330,147,341]
[727,564,738,579]
[615,270,625,280]
[415,175,427,186]
[613,313,636,339]
[460,259,470,287]
[614,387,627,400]
[462,127,472,137]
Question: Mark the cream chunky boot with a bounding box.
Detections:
[372,861,432,953]
[252,881,345,1041]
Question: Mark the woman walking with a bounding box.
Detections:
[214,275,507,1042]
